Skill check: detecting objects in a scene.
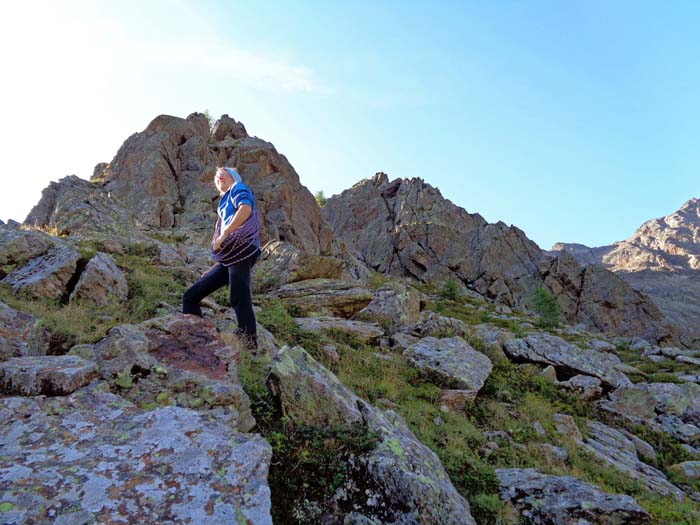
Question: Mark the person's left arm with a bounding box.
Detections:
[213,204,252,251]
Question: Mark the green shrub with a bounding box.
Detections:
[439,278,461,301]
[531,285,561,328]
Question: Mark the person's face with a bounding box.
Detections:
[215,169,234,193]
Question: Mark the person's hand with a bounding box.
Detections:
[212,236,224,252]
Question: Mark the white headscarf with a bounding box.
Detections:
[224,167,242,185]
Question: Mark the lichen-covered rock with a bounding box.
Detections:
[403,336,492,395]
[23,174,143,240]
[267,345,476,524]
[0,389,272,524]
[253,240,348,291]
[354,283,421,332]
[267,345,364,426]
[503,333,631,389]
[71,313,254,431]
[2,246,80,299]
[471,323,516,350]
[0,355,97,396]
[69,252,128,305]
[669,461,700,481]
[496,468,650,524]
[294,316,384,344]
[601,382,700,443]
[558,374,603,400]
[0,301,50,360]
[407,310,471,339]
[0,223,58,270]
[269,278,374,318]
[579,420,685,499]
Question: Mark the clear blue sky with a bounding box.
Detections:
[2,0,698,249]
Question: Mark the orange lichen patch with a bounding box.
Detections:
[145,317,230,381]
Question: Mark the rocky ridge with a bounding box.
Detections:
[1,112,699,523]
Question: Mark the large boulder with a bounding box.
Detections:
[403,336,492,396]
[503,333,631,389]
[2,246,80,300]
[353,282,421,332]
[267,345,476,524]
[0,388,272,524]
[70,313,254,431]
[0,223,58,272]
[69,252,128,305]
[0,301,50,360]
[496,468,650,524]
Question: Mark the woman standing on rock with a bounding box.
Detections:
[182,166,262,349]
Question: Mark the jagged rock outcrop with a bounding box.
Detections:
[323,173,676,344]
[552,198,700,345]
[496,468,650,524]
[25,112,334,256]
[0,387,272,524]
[267,345,476,524]
[0,223,59,272]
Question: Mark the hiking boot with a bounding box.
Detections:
[234,329,258,351]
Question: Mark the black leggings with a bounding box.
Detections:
[182,249,261,335]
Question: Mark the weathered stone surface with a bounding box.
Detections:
[558,374,603,400]
[270,278,373,318]
[580,420,685,499]
[403,336,492,393]
[390,331,420,350]
[669,461,700,481]
[552,199,700,346]
[2,246,80,299]
[69,252,128,305]
[539,251,677,345]
[471,323,516,350]
[407,310,471,339]
[323,172,675,344]
[496,468,650,524]
[211,113,248,141]
[503,333,631,389]
[0,389,272,524]
[0,301,50,360]
[253,240,347,291]
[267,345,476,524]
[0,355,97,395]
[71,313,254,431]
[267,345,363,426]
[294,316,384,343]
[23,174,142,240]
[0,223,58,270]
[353,282,420,332]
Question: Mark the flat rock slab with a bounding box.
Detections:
[270,278,373,318]
[0,300,49,360]
[0,355,97,396]
[294,316,384,343]
[403,336,492,392]
[2,246,80,299]
[70,314,254,431]
[0,390,272,525]
[496,468,650,524]
[503,333,630,389]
